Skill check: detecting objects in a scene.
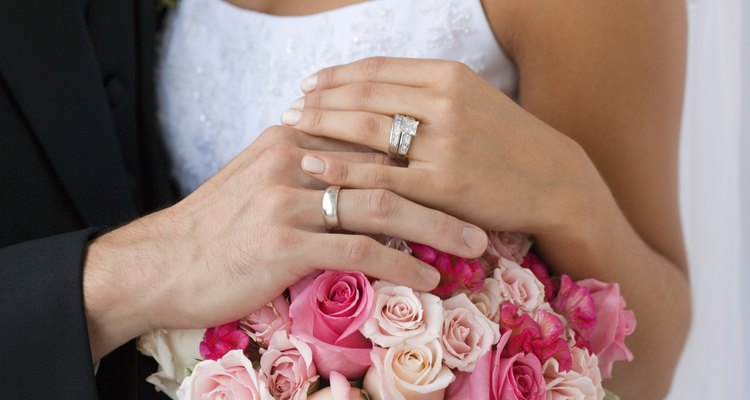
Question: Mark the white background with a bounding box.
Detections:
[668,0,748,397]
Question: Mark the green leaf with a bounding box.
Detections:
[603,389,621,400]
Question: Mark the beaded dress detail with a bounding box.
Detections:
[157,0,518,195]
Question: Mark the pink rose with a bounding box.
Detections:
[492,349,546,400]
[486,231,533,264]
[543,347,604,400]
[495,259,546,313]
[551,275,597,348]
[241,295,292,348]
[360,281,443,348]
[440,293,501,372]
[446,332,545,400]
[200,321,251,361]
[289,271,374,380]
[364,341,455,400]
[308,371,366,400]
[260,332,319,400]
[178,349,272,400]
[577,279,636,379]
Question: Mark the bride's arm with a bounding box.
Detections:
[486,0,689,396]
[281,1,689,397]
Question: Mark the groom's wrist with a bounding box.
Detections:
[82,208,190,361]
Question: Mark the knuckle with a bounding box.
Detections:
[444,61,470,79]
[351,83,377,106]
[368,189,398,220]
[266,227,300,250]
[307,109,325,130]
[343,236,372,263]
[260,144,296,168]
[361,57,387,78]
[263,185,296,212]
[356,114,383,137]
[371,169,392,189]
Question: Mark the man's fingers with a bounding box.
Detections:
[304,233,441,292]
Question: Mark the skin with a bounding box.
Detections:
[84,127,489,360]
[86,0,690,398]
[229,0,690,397]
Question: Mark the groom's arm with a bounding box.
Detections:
[0,230,100,399]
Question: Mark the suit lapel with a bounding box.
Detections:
[0,0,136,226]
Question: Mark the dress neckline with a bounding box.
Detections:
[216,0,380,20]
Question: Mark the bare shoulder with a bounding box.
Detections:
[482,0,689,271]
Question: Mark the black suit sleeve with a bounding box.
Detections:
[0,229,100,399]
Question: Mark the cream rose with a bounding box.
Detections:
[543,347,604,400]
[307,371,367,400]
[494,259,545,313]
[360,281,443,348]
[439,294,501,372]
[137,328,204,400]
[463,277,504,323]
[364,341,455,400]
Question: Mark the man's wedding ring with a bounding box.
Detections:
[388,114,420,159]
[322,185,342,231]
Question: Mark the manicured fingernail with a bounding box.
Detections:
[301,155,325,174]
[289,96,305,109]
[462,226,488,250]
[301,74,318,93]
[281,109,302,125]
[420,266,441,287]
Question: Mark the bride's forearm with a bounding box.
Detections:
[534,149,690,399]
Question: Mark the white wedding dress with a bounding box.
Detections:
[156,0,517,196]
[156,0,748,398]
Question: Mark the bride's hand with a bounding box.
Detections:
[282,57,600,234]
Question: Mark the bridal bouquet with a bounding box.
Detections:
[138,232,635,400]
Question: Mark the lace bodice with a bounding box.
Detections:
[157,0,519,195]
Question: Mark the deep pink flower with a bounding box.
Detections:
[410,243,485,299]
[521,253,555,302]
[551,275,597,348]
[499,303,572,371]
[486,231,533,264]
[199,321,251,361]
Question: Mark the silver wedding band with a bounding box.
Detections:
[322,185,342,231]
[388,114,420,159]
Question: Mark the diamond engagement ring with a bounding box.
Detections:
[388,114,420,159]
[322,185,342,231]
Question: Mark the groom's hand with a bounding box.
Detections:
[82,126,488,360]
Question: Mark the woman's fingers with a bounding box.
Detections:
[294,82,430,120]
[304,233,441,292]
[302,57,461,92]
[281,108,431,160]
[294,188,487,259]
[301,153,420,196]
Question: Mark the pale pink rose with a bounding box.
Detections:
[463,277,504,323]
[520,253,555,302]
[543,347,604,400]
[307,371,366,400]
[260,332,319,400]
[440,293,501,372]
[289,271,374,380]
[577,279,636,379]
[364,341,455,400]
[486,231,533,264]
[178,349,273,400]
[360,281,443,348]
[495,259,546,313]
[241,295,292,348]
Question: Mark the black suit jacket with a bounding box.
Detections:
[0,0,175,398]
